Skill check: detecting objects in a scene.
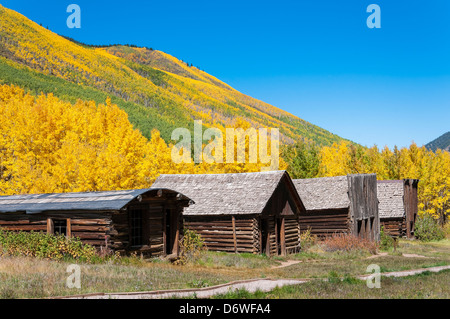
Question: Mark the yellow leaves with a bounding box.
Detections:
[0,84,280,196]
[0,84,149,194]
[318,140,450,222]
[319,141,351,176]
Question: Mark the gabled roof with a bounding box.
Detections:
[292,176,350,211]
[0,188,190,214]
[377,180,405,219]
[152,171,304,216]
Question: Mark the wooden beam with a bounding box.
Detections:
[174,211,180,256]
[163,208,167,255]
[280,217,286,256]
[46,218,54,235]
[232,216,237,253]
[66,218,72,238]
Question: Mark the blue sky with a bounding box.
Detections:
[1,0,449,148]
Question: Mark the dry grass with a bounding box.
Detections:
[320,233,379,255]
[0,239,448,299]
[213,269,450,299]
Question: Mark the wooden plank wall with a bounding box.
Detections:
[266,218,277,256]
[348,174,380,241]
[110,207,165,256]
[0,195,188,257]
[404,179,419,239]
[299,209,350,238]
[284,216,301,254]
[0,213,114,248]
[380,218,406,238]
[184,215,258,254]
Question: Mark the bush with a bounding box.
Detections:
[175,229,206,265]
[300,227,318,251]
[415,214,445,242]
[321,233,378,255]
[0,229,98,263]
[444,221,450,239]
[379,226,395,250]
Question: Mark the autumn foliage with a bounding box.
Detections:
[0,84,275,195]
[319,142,450,224]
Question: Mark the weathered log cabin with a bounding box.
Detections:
[293,174,380,241]
[0,188,192,257]
[377,179,419,238]
[152,171,306,256]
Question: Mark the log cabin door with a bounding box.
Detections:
[261,219,270,256]
[164,208,179,256]
[261,217,285,256]
[276,217,286,256]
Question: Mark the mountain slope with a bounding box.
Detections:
[426,132,450,152]
[0,4,347,146]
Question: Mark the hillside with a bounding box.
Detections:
[426,132,450,152]
[0,4,347,146]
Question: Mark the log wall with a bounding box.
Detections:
[0,195,188,257]
[284,216,301,254]
[0,212,114,248]
[299,209,350,238]
[184,215,259,254]
[380,218,406,238]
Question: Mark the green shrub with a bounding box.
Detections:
[415,214,445,242]
[176,229,206,265]
[379,226,395,250]
[0,229,98,263]
[299,227,318,251]
[444,221,450,239]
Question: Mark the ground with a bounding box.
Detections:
[0,239,448,299]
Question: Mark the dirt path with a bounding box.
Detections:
[271,260,302,269]
[57,265,450,299]
[367,252,432,259]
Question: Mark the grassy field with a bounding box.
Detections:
[0,239,448,299]
[213,270,450,299]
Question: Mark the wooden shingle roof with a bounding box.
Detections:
[292,176,350,211]
[377,180,405,219]
[152,171,302,216]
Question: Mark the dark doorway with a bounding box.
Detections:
[165,209,173,255]
[261,219,269,255]
[276,218,282,255]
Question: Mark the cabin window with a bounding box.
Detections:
[47,218,71,237]
[130,208,143,246]
[54,220,67,236]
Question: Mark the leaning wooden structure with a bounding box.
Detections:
[293,174,380,241]
[152,171,305,256]
[377,179,419,238]
[0,188,192,257]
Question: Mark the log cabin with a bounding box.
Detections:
[0,188,192,257]
[377,179,419,239]
[293,174,380,241]
[152,171,306,256]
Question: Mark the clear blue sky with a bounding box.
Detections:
[1,0,449,148]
